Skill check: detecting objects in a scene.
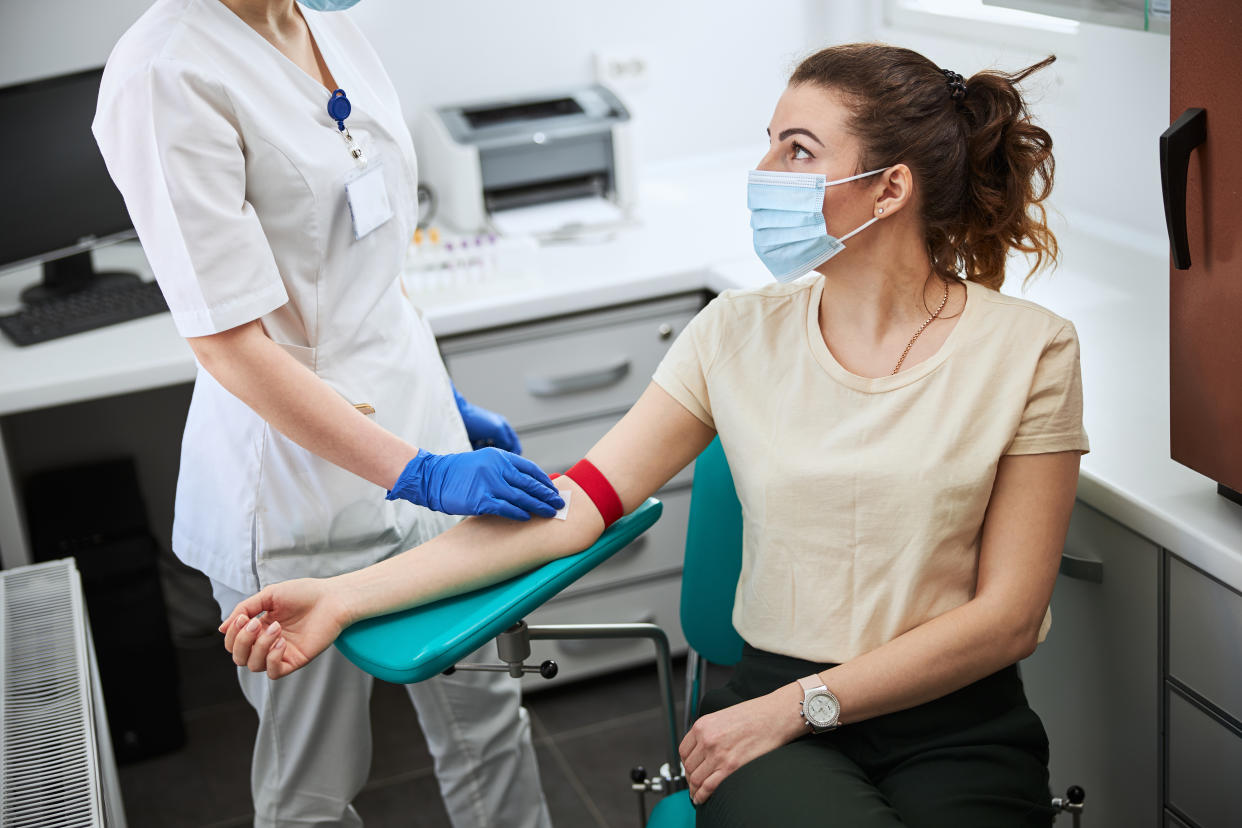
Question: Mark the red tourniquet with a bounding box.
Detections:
[550,459,624,528]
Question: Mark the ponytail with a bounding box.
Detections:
[959,56,1058,287]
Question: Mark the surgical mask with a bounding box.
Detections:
[297,0,362,10]
[747,167,888,283]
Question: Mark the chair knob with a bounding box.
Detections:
[631,766,648,783]
[1066,785,1085,805]
[539,660,559,679]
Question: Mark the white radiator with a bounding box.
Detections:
[1,559,127,827]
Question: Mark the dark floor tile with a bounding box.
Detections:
[525,657,733,739]
[525,660,683,739]
[353,743,592,828]
[369,679,437,779]
[545,709,681,828]
[531,725,609,828]
[118,699,257,828]
[354,771,452,828]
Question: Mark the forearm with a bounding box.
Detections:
[330,384,714,624]
[764,598,1040,741]
[333,476,603,623]
[190,320,414,489]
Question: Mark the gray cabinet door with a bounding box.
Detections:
[1020,501,1160,828]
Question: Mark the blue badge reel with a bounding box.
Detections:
[327,89,393,240]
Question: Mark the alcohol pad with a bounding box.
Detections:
[552,489,571,521]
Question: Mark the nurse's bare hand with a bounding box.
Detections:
[218,578,350,679]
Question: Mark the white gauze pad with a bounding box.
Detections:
[553,489,571,521]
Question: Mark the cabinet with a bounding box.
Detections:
[1020,500,1161,828]
[438,292,707,689]
[1163,556,1242,828]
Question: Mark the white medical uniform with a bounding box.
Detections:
[93,1,551,825]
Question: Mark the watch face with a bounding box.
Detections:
[806,691,840,727]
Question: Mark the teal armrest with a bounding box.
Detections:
[334,498,664,684]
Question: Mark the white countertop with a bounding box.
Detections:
[2,149,1239,591]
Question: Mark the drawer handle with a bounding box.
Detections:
[557,613,656,655]
[1060,550,1104,584]
[526,357,631,397]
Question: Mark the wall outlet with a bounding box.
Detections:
[593,47,652,93]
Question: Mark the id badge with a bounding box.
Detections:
[345,160,393,240]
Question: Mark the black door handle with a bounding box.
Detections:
[1160,107,1207,270]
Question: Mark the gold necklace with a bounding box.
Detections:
[891,278,950,375]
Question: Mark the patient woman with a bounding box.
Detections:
[222,43,1086,827]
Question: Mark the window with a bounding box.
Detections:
[883,0,1081,52]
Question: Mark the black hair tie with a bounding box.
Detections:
[942,69,967,100]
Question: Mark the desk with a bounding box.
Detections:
[2,149,1241,597]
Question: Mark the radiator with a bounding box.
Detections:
[1,559,127,827]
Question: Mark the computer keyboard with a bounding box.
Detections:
[0,280,169,346]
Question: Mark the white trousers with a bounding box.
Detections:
[211,581,553,828]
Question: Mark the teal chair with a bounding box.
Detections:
[640,437,744,827]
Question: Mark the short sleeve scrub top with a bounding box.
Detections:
[93,0,467,593]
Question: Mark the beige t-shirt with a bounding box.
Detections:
[652,276,1089,664]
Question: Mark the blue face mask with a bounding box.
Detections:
[297,0,362,10]
[747,167,888,283]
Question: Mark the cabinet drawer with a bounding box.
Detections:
[518,414,695,489]
[518,573,687,692]
[552,486,690,599]
[441,294,703,431]
[1167,689,1242,828]
[1168,557,1242,723]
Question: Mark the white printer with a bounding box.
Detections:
[414,85,635,236]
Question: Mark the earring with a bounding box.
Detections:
[877,208,885,214]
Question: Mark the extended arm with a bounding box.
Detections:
[680,449,1080,804]
[222,382,716,676]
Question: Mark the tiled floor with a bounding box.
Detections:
[117,641,731,828]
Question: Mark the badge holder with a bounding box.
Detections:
[328,89,393,240]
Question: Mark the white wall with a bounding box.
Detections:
[1,0,1168,235]
[862,2,1171,249]
[1,0,846,166]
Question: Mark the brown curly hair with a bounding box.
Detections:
[789,43,1058,290]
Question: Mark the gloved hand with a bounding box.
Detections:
[452,384,522,453]
[386,447,565,521]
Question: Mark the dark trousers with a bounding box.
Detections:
[695,645,1055,828]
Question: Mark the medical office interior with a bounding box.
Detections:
[1,0,1241,826]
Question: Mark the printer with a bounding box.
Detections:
[413,84,635,236]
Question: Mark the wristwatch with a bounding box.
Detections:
[797,675,841,733]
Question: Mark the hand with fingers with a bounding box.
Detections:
[218,577,353,679]
[386,447,564,521]
[679,691,803,806]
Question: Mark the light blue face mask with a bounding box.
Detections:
[297,0,362,10]
[747,167,888,283]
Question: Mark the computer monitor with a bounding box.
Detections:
[0,67,138,304]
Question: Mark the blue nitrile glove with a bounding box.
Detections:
[452,384,522,454]
[386,448,565,521]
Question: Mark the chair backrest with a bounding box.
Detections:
[680,437,745,667]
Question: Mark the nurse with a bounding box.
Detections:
[221,43,1089,827]
[93,0,560,826]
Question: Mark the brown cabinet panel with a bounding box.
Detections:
[1169,0,1242,492]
